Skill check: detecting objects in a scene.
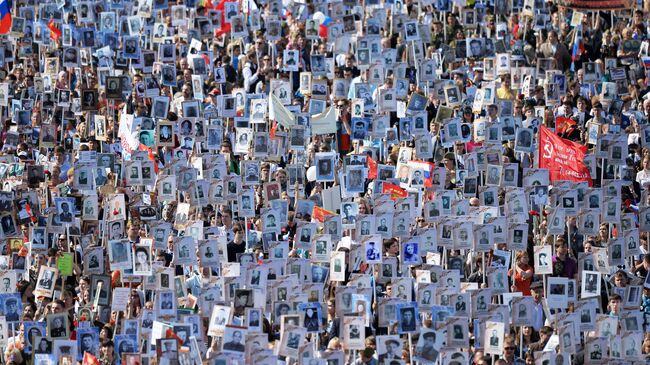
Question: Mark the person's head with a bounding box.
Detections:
[555,237,568,257]
[503,337,516,358]
[530,283,544,302]
[609,294,622,313]
[538,326,553,342]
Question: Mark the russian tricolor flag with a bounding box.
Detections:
[571,24,585,63]
[642,57,650,70]
[0,0,11,35]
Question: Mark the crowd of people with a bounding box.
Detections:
[0,0,649,364]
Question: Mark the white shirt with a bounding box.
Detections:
[637,169,650,188]
[243,62,259,91]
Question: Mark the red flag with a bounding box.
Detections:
[214,0,232,37]
[83,352,100,365]
[366,156,377,179]
[270,120,277,139]
[165,329,184,345]
[555,116,575,135]
[24,201,37,223]
[138,144,159,174]
[47,19,62,41]
[538,126,592,186]
[200,54,210,67]
[312,206,334,223]
[382,183,408,200]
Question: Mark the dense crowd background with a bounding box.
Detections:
[0,0,649,364]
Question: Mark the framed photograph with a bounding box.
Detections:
[403,21,420,41]
[395,303,418,334]
[580,270,601,298]
[546,277,568,308]
[156,338,178,359]
[514,127,534,152]
[80,89,98,111]
[446,317,469,348]
[283,49,299,72]
[34,266,58,298]
[157,289,177,317]
[132,243,151,275]
[53,339,77,362]
[174,236,197,266]
[81,247,103,276]
[90,274,111,307]
[534,245,553,275]
[222,326,247,354]
[40,124,57,147]
[152,96,169,119]
[511,296,534,326]
[315,153,336,182]
[342,317,364,350]
[108,239,132,270]
[444,86,461,107]
[105,77,123,99]
[47,313,69,339]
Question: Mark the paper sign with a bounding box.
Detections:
[111,287,131,312]
[57,253,73,276]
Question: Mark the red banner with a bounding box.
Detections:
[382,183,408,200]
[366,156,377,180]
[312,206,334,223]
[83,352,100,365]
[556,0,633,10]
[47,19,62,41]
[214,0,232,37]
[538,126,592,186]
[555,116,575,135]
